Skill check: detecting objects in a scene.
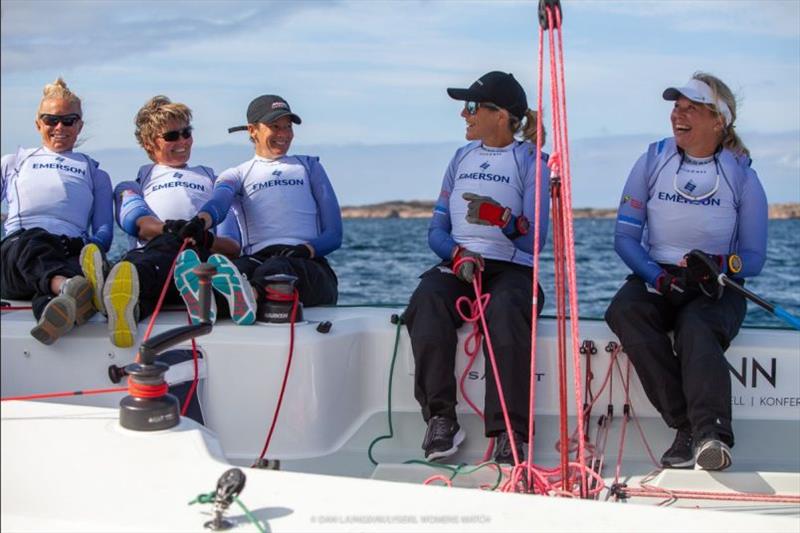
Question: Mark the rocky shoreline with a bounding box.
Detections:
[341,201,800,219]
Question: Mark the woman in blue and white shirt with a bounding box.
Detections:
[1,78,113,345]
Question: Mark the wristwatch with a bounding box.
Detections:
[727,254,742,274]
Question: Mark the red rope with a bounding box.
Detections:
[140,239,190,346]
[451,264,494,463]
[622,485,800,505]
[528,16,547,465]
[538,3,588,497]
[181,325,201,417]
[0,306,33,311]
[254,289,300,465]
[127,380,169,399]
[1,386,127,402]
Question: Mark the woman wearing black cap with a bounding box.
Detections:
[181,94,342,314]
[404,71,550,464]
[605,72,768,471]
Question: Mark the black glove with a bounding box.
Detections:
[654,270,686,296]
[60,235,85,257]
[685,250,724,299]
[262,244,312,259]
[451,245,484,284]
[178,216,215,249]
[162,219,188,236]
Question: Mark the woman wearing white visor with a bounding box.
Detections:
[605,72,768,471]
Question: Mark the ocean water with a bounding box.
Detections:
[108,218,799,328]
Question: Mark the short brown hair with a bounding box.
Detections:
[134,95,192,161]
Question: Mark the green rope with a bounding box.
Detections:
[188,492,267,533]
[401,460,504,490]
[234,497,267,533]
[367,319,403,465]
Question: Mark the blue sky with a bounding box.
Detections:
[2,0,798,205]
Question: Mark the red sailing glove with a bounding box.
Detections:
[463,192,529,239]
[654,270,686,296]
[451,245,484,284]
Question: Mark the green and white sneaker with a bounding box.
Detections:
[30,295,77,345]
[80,243,109,315]
[174,249,216,325]
[103,261,140,348]
[208,254,257,325]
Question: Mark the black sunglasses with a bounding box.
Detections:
[464,101,501,115]
[161,126,193,142]
[39,113,82,127]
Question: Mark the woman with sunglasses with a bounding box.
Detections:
[605,73,768,471]
[404,71,550,464]
[177,94,342,318]
[105,95,244,348]
[1,77,113,345]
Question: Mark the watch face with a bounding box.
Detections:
[728,254,742,273]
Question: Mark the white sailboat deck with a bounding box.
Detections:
[2,305,799,531]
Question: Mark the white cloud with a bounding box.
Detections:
[570,0,800,38]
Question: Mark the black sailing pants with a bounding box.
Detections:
[233,247,338,307]
[604,274,746,447]
[120,233,212,320]
[1,228,83,319]
[405,259,544,438]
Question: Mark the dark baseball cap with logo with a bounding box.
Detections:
[228,95,302,133]
[447,71,528,120]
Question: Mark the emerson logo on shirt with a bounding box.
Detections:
[457,171,510,184]
[151,181,206,192]
[250,178,305,192]
[31,159,87,176]
[656,191,721,206]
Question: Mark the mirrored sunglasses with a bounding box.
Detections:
[39,114,82,127]
[464,101,501,115]
[161,127,193,142]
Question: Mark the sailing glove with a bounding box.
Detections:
[452,245,484,284]
[654,271,686,296]
[463,192,529,239]
[179,216,215,249]
[60,235,85,257]
[162,219,188,236]
[685,249,724,299]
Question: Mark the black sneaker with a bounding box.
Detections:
[694,436,732,471]
[422,416,465,461]
[494,430,526,465]
[660,427,694,468]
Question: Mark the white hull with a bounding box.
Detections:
[2,306,799,531]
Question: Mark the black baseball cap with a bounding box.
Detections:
[228,95,302,133]
[447,71,528,120]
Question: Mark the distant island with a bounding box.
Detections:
[340,201,800,219]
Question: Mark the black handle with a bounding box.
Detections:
[138,262,216,364]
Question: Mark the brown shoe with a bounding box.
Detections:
[30,296,77,345]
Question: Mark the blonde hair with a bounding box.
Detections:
[692,71,749,158]
[510,109,546,147]
[37,77,82,117]
[134,96,193,161]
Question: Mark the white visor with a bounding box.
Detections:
[663,78,732,127]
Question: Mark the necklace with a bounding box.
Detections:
[672,153,720,201]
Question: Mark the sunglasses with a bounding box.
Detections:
[160,126,193,142]
[464,101,501,115]
[39,114,82,127]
